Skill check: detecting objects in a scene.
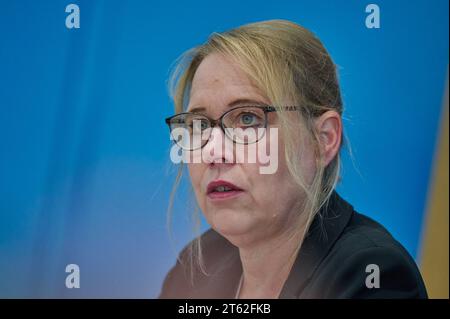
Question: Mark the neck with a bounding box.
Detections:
[237,222,307,299]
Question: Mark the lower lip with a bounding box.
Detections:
[207,190,244,201]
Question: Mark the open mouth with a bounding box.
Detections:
[206,180,244,200]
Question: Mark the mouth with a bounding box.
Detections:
[206,180,244,201]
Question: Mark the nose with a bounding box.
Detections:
[202,126,234,164]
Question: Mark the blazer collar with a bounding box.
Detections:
[278,191,354,298]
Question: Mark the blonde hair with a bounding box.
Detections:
[167,19,344,278]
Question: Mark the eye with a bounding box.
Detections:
[238,112,260,127]
[200,120,209,130]
[187,117,209,132]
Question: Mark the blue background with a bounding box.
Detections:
[0,0,448,297]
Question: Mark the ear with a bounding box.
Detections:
[314,110,342,167]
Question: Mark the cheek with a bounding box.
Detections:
[254,125,286,175]
[246,130,294,205]
[187,163,204,198]
[268,125,317,186]
[249,128,316,210]
[296,137,318,185]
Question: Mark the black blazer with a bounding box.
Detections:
[159,191,428,298]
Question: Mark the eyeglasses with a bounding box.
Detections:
[165,105,300,150]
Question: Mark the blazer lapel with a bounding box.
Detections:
[279,191,354,298]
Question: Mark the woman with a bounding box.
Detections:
[160,20,428,299]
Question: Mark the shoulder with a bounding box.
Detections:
[158,229,238,298]
[307,210,428,298]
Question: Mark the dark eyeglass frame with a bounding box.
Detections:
[165,105,301,150]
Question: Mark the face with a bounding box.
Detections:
[186,53,317,248]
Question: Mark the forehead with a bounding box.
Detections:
[188,53,268,112]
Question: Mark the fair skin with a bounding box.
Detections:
[186,53,342,298]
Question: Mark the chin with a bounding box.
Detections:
[207,211,257,245]
[208,209,249,231]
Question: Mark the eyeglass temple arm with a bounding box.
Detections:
[265,106,301,112]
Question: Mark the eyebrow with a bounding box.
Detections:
[187,98,268,114]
